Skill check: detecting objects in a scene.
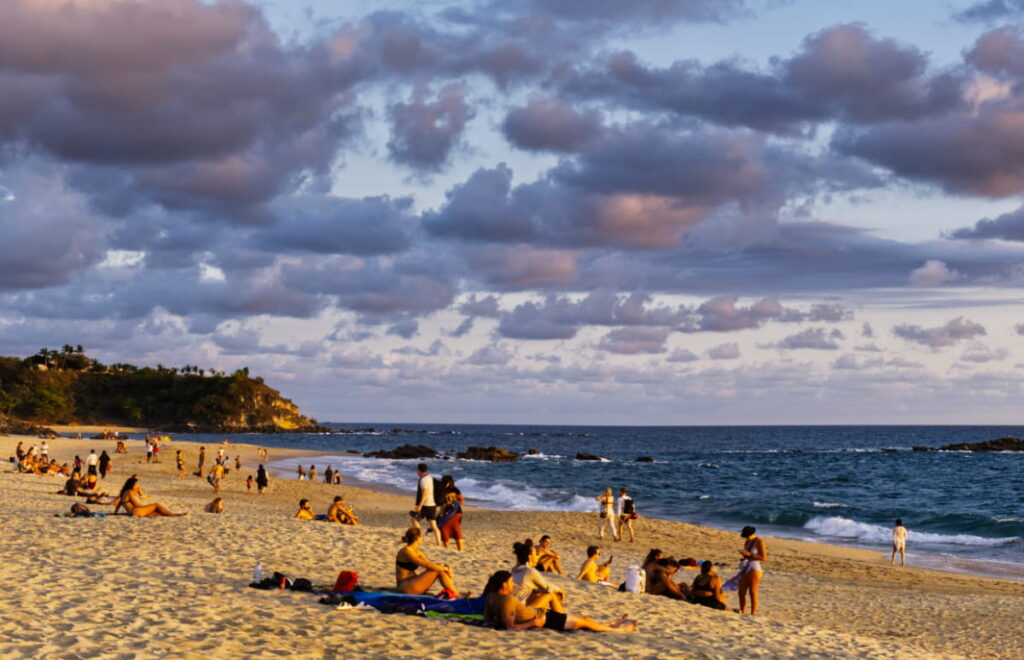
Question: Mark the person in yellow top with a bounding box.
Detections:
[326,496,359,525]
[577,546,612,582]
[295,499,315,520]
[209,461,224,492]
[176,450,186,480]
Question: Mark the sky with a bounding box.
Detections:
[4,0,1024,425]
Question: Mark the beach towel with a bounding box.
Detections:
[722,561,749,592]
[321,591,486,616]
[54,513,107,518]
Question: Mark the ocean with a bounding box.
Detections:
[164,424,1024,580]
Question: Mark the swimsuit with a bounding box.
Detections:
[395,558,418,571]
[743,539,764,574]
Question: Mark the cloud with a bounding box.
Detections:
[559,24,962,133]
[892,316,987,348]
[458,295,502,317]
[955,1,1024,22]
[771,327,844,350]
[707,342,741,359]
[466,344,514,365]
[257,195,414,256]
[909,260,960,286]
[666,348,700,362]
[596,327,671,354]
[950,205,1024,241]
[387,83,475,170]
[861,322,875,338]
[1016,323,1024,335]
[502,98,602,152]
[463,246,580,288]
[681,295,802,332]
[960,343,1008,362]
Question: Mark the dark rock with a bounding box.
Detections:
[527,448,540,455]
[457,446,520,462]
[575,452,605,461]
[364,444,439,459]
[936,436,1024,452]
[911,446,933,452]
[635,456,654,462]
[881,448,897,453]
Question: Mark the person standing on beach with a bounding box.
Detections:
[98,450,111,479]
[616,488,637,543]
[86,449,99,476]
[145,439,153,464]
[738,526,766,615]
[891,519,908,566]
[256,464,269,494]
[197,446,206,477]
[176,450,186,479]
[411,463,442,545]
[595,488,619,541]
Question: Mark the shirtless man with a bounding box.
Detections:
[577,546,612,583]
[327,496,359,525]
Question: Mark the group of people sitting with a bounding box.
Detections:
[640,549,728,610]
[294,496,359,525]
[391,528,639,633]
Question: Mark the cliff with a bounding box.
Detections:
[0,351,324,433]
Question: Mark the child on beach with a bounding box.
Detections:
[246,474,254,493]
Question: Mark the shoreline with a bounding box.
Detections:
[264,450,1024,583]
[3,433,1023,658]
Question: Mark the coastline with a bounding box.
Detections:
[3,433,1023,658]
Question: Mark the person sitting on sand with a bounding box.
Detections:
[641,548,663,590]
[327,496,359,525]
[577,546,612,583]
[204,498,224,514]
[123,481,187,517]
[483,570,638,633]
[535,535,564,575]
[690,561,727,610]
[511,540,565,613]
[648,557,691,601]
[295,499,315,520]
[395,527,467,597]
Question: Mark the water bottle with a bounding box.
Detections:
[252,559,263,584]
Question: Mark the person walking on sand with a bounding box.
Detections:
[616,488,637,542]
[595,488,618,541]
[86,449,99,476]
[410,463,442,545]
[891,519,908,566]
[197,446,206,477]
[176,450,186,479]
[98,450,111,479]
[256,464,269,494]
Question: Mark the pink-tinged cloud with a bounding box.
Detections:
[596,327,671,354]
[892,316,987,348]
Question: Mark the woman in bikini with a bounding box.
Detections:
[123,481,187,517]
[483,570,637,633]
[395,527,466,596]
[690,561,727,610]
[738,525,766,615]
[595,487,618,540]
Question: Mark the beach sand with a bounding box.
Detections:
[1,434,1021,659]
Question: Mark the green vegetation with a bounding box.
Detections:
[0,347,323,433]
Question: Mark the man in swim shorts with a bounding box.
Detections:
[410,463,441,545]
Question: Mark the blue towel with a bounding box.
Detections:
[332,591,485,615]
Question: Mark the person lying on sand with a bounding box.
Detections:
[204,498,224,514]
[577,546,612,583]
[535,535,564,575]
[395,527,468,597]
[483,570,637,633]
[295,499,315,520]
[123,481,187,517]
[326,496,358,525]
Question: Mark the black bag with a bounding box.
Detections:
[433,477,445,507]
[622,498,636,515]
[290,578,314,592]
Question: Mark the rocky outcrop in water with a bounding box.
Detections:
[456,446,520,462]
[635,456,654,462]
[913,436,1024,452]
[364,444,440,459]
[575,452,606,461]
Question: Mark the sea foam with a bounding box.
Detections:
[804,516,1020,547]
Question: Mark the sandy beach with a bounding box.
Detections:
[1,434,1022,660]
